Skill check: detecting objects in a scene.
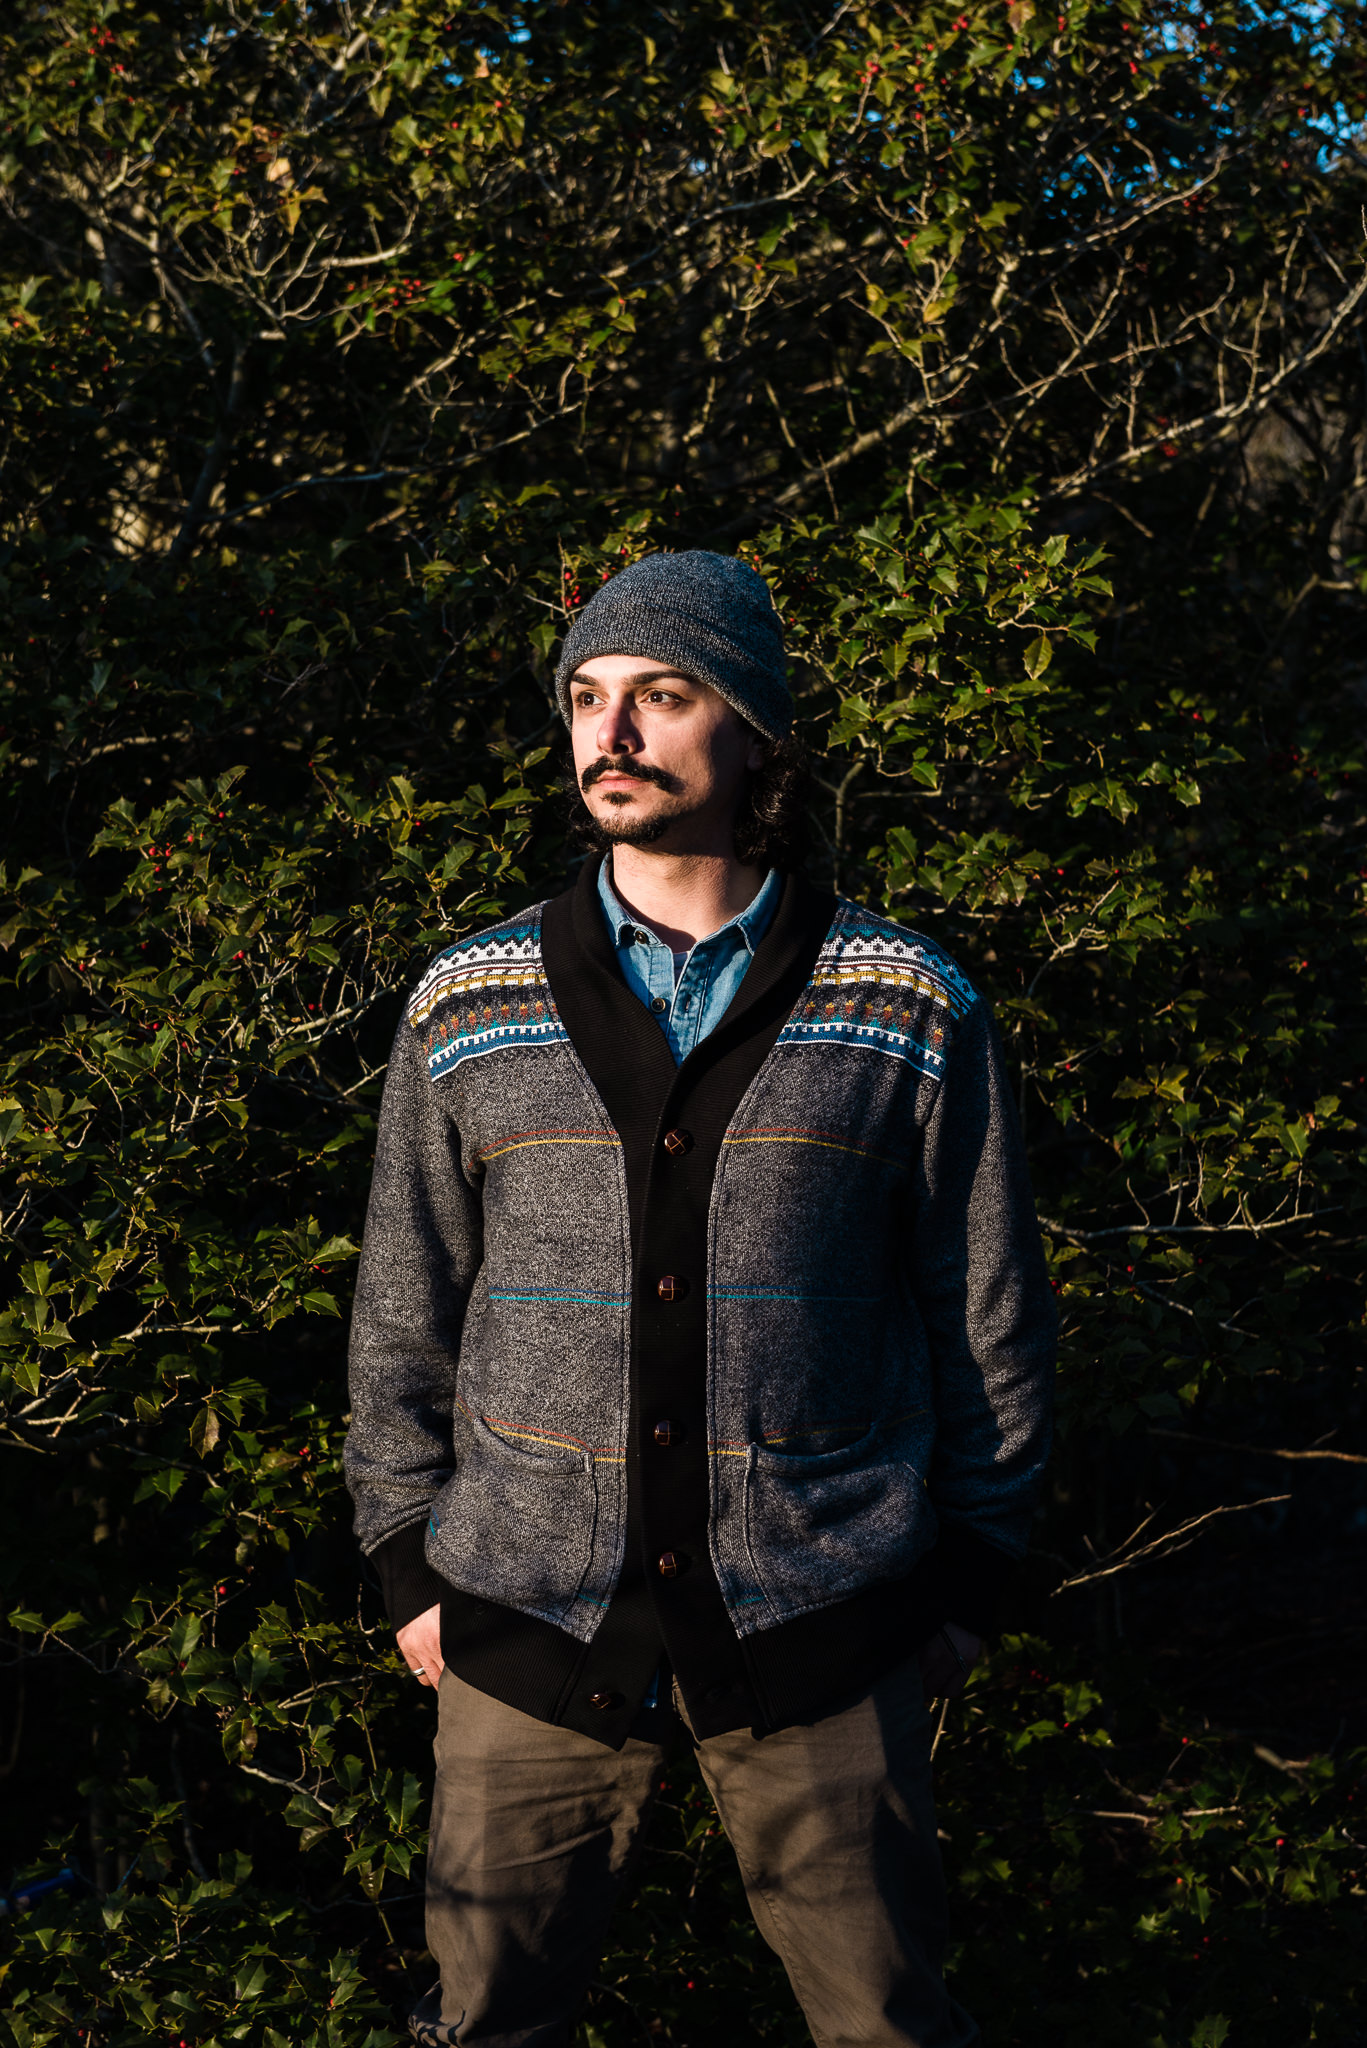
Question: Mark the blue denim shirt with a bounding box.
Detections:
[596,856,782,1064]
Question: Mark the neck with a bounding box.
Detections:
[606,843,766,950]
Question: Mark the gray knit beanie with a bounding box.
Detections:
[554,550,792,742]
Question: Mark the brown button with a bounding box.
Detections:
[653,1420,685,1447]
[656,1274,689,1303]
[650,996,668,1013]
[663,1128,693,1157]
[657,1550,688,1578]
[588,1690,623,1711]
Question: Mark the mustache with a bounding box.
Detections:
[579,756,683,795]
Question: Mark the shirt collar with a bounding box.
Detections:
[597,855,782,955]
[727,863,783,955]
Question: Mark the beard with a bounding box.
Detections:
[576,755,700,849]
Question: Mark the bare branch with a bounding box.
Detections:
[168,342,250,567]
[1150,1430,1367,1468]
[1049,1495,1291,1594]
[1039,1207,1341,1241]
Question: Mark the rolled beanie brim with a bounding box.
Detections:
[554,551,793,742]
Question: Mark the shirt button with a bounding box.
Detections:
[657,1551,688,1578]
[635,929,651,945]
[662,1128,693,1157]
[588,1690,624,1711]
[650,996,667,1013]
[656,1274,689,1302]
[653,1420,685,1447]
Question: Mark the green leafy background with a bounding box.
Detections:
[1,2,1364,2044]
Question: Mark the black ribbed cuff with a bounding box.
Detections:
[369,1519,449,1633]
[931,1521,1016,1639]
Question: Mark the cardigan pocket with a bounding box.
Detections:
[427,1406,598,1630]
[741,1415,933,1619]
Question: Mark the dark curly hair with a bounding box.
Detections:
[560,729,812,872]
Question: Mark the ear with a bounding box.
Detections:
[745,733,769,773]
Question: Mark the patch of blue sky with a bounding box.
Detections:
[1006,4,1359,187]
[1143,0,1360,167]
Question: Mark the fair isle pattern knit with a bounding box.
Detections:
[407,906,567,1080]
[774,901,978,1080]
[410,897,976,1088]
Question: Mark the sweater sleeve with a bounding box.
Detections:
[906,996,1056,1633]
[344,1014,483,1611]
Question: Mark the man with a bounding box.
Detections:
[345,550,1055,2048]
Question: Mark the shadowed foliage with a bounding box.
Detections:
[1,3,1364,2044]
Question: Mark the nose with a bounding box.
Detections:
[594,695,642,754]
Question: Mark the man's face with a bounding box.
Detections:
[569,655,766,850]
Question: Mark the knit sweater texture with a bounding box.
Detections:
[345,861,1056,1740]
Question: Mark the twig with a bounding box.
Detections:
[1151,1429,1367,1467]
[1039,1207,1341,1240]
[1253,1745,1315,1776]
[168,342,250,567]
[1049,1494,1291,1594]
[198,396,585,532]
[1091,1806,1243,1824]
[169,1726,211,1881]
[236,1762,336,1812]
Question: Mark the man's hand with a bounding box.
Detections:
[919,1622,982,1702]
[396,1602,444,1690]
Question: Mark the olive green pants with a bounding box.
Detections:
[411,1659,977,2048]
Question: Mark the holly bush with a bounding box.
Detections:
[1,2,1364,2045]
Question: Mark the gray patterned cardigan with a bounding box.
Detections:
[345,862,1055,1746]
